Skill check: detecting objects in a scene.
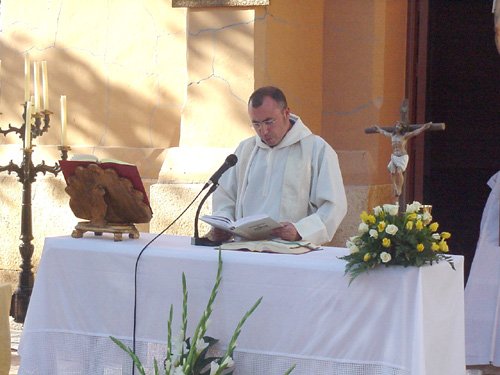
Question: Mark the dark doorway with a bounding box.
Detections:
[424,0,500,283]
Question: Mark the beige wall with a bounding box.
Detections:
[0,1,408,283]
[0,0,190,280]
[0,0,187,177]
[323,0,408,187]
[254,2,325,134]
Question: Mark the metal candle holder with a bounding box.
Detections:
[0,103,70,323]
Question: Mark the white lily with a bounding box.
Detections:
[222,356,234,368]
[195,338,209,354]
[209,361,220,375]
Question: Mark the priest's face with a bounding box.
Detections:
[248,96,291,147]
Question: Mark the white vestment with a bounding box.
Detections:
[465,171,500,365]
[212,114,347,245]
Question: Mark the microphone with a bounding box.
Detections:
[204,154,238,189]
[193,154,237,246]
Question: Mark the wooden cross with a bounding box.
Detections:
[365,99,445,206]
[365,99,446,134]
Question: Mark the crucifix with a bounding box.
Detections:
[365,99,445,205]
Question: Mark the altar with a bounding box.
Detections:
[18,234,465,375]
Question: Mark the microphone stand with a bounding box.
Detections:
[191,183,223,246]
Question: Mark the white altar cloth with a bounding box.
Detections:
[18,234,465,375]
[465,171,500,365]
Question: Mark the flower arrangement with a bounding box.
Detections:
[111,250,296,375]
[340,201,455,282]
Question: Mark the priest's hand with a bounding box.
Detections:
[273,222,301,241]
[207,227,232,242]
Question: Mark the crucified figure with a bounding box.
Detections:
[374,122,431,198]
[365,99,445,201]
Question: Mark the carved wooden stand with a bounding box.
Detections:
[72,222,140,241]
[64,163,152,240]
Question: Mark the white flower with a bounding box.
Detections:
[380,252,392,263]
[172,331,184,350]
[369,229,378,239]
[373,206,383,216]
[422,211,432,223]
[358,222,369,233]
[210,361,220,375]
[164,360,172,370]
[406,201,422,213]
[346,237,360,253]
[222,356,235,368]
[383,204,399,216]
[385,224,399,235]
[195,338,209,354]
[348,243,359,254]
[432,233,441,240]
[173,367,185,375]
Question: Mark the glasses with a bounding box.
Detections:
[251,118,277,130]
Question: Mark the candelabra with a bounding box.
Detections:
[0,103,70,323]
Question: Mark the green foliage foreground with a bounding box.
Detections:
[111,250,295,375]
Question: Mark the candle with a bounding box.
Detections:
[24,54,31,102]
[41,61,49,110]
[0,60,2,109]
[42,61,49,111]
[33,61,40,113]
[25,101,32,149]
[60,95,67,146]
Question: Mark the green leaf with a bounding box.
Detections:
[109,336,146,375]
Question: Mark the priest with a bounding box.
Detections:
[208,86,347,245]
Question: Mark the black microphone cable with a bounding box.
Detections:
[130,185,207,375]
[130,153,237,374]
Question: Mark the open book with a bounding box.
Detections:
[59,154,150,207]
[200,214,281,240]
[218,240,321,255]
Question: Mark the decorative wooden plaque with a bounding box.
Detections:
[64,163,153,225]
[173,0,268,7]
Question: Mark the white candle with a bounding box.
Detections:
[60,95,67,146]
[33,61,40,113]
[24,54,31,102]
[41,61,49,110]
[25,101,32,149]
[0,60,2,109]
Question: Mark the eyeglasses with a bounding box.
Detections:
[251,118,277,130]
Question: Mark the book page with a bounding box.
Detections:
[232,215,281,240]
[69,154,133,165]
[234,213,276,227]
[219,240,320,254]
[199,215,234,231]
[70,154,99,162]
[99,158,134,165]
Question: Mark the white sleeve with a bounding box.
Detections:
[294,145,347,244]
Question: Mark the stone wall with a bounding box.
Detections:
[0,1,407,285]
